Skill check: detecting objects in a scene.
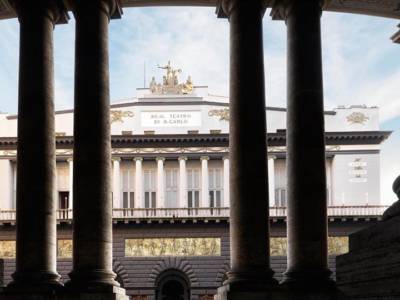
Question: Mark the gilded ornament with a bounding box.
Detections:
[346,112,369,125]
[110,110,134,124]
[208,108,230,121]
[150,61,194,95]
[57,239,73,258]
[0,240,16,258]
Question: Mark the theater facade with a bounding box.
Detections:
[0,68,391,299]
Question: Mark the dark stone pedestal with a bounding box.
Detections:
[214,283,343,300]
[337,216,400,299]
[0,286,129,300]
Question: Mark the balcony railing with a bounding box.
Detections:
[0,205,389,222]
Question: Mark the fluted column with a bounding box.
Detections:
[283,0,334,288]
[200,156,209,207]
[156,157,165,208]
[216,0,277,293]
[178,156,188,208]
[67,0,122,291]
[112,158,121,208]
[135,157,143,208]
[8,0,67,291]
[68,158,73,209]
[223,156,229,207]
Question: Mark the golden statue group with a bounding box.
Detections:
[149,61,194,95]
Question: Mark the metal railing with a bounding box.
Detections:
[0,205,388,222]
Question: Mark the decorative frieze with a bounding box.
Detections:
[110,110,134,124]
[208,108,229,121]
[346,112,369,125]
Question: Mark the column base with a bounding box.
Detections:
[214,282,282,300]
[6,270,62,294]
[64,269,120,292]
[281,269,336,291]
[59,285,129,300]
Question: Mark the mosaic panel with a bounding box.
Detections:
[0,240,15,258]
[270,237,287,256]
[125,238,221,257]
[57,239,73,258]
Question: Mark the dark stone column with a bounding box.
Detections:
[216,1,277,298]
[66,0,124,293]
[283,0,334,289]
[7,0,66,292]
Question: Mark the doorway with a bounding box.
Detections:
[156,270,190,300]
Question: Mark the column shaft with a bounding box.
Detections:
[135,158,143,208]
[223,157,229,207]
[200,156,209,207]
[68,159,73,209]
[268,156,275,206]
[156,157,165,207]
[179,157,187,208]
[284,0,332,286]
[68,0,119,289]
[225,0,275,285]
[9,0,63,290]
[112,158,121,208]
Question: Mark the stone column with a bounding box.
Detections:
[223,156,229,207]
[7,0,66,292]
[178,156,188,208]
[283,0,334,288]
[268,156,275,207]
[112,158,121,208]
[68,158,73,209]
[67,0,124,293]
[216,1,277,297]
[135,157,143,208]
[156,157,165,208]
[200,156,209,207]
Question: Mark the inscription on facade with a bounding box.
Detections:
[141,111,201,127]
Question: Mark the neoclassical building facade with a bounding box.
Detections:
[0,0,398,299]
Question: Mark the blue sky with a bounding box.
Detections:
[0,7,399,204]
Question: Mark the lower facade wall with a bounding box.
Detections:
[0,220,371,298]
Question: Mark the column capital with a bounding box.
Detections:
[200,156,210,161]
[11,0,69,24]
[70,0,122,20]
[112,157,121,162]
[134,157,143,162]
[67,158,73,163]
[156,157,166,162]
[268,155,277,160]
[178,156,188,162]
[270,0,327,21]
[216,0,265,18]
[223,156,229,161]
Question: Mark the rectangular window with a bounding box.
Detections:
[165,169,178,208]
[187,169,200,208]
[144,170,156,208]
[209,168,223,208]
[122,168,135,208]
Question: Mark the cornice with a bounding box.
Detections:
[0,131,391,150]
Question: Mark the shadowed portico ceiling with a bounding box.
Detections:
[0,0,400,19]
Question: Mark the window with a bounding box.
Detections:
[165,169,178,208]
[122,168,135,208]
[187,169,200,208]
[144,169,156,208]
[209,168,223,208]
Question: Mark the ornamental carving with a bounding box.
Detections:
[208,108,230,121]
[0,240,15,258]
[346,112,369,125]
[57,239,73,258]
[125,238,221,257]
[110,110,134,124]
[149,61,194,95]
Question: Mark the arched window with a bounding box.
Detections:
[156,269,190,300]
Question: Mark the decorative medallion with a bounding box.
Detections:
[346,112,369,125]
[110,110,134,124]
[208,108,230,121]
